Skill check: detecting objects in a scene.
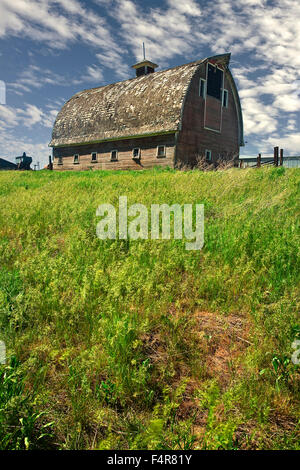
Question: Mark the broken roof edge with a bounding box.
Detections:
[49,130,178,148]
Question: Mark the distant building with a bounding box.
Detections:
[50,53,244,171]
[15,152,32,170]
[239,155,300,168]
[0,157,17,170]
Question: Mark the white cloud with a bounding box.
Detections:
[108,0,206,64]
[240,97,278,135]
[96,51,131,79]
[232,65,300,137]
[0,105,19,128]
[286,118,297,131]
[85,65,104,83]
[166,0,201,17]
[0,103,57,130]
[261,133,300,155]
[8,65,66,95]
[0,0,122,51]
[20,104,44,127]
[71,65,105,86]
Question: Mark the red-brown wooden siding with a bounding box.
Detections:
[175,62,240,166]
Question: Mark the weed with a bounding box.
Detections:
[0,167,299,449]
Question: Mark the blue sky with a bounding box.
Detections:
[0,0,299,168]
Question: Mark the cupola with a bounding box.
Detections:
[132,43,158,77]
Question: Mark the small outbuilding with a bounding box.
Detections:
[50,53,244,170]
[0,157,17,170]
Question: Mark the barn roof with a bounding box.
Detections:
[50,54,237,148]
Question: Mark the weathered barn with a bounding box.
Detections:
[50,53,244,170]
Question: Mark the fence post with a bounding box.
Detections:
[280,149,284,166]
[274,147,279,166]
[257,153,261,168]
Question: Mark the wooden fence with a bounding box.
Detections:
[240,147,284,168]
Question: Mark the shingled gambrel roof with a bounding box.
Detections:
[50,54,236,147]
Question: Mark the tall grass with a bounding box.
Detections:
[0,166,299,449]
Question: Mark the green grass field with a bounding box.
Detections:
[0,166,299,450]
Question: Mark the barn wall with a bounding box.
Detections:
[52,134,175,171]
[176,62,240,167]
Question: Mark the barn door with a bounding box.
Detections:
[204,63,224,132]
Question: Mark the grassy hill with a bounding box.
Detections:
[0,166,299,450]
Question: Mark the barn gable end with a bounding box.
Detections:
[176,55,244,167]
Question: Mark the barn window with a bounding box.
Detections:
[132,148,141,159]
[91,152,97,162]
[207,64,223,100]
[205,149,212,161]
[223,89,228,108]
[157,145,166,158]
[73,154,79,164]
[111,150,118,161]
[199,78,206,98]
[57,156,63,165]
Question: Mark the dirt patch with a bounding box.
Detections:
[141,309,252,425]
[142,309,252,388]
[193,311,252,386]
